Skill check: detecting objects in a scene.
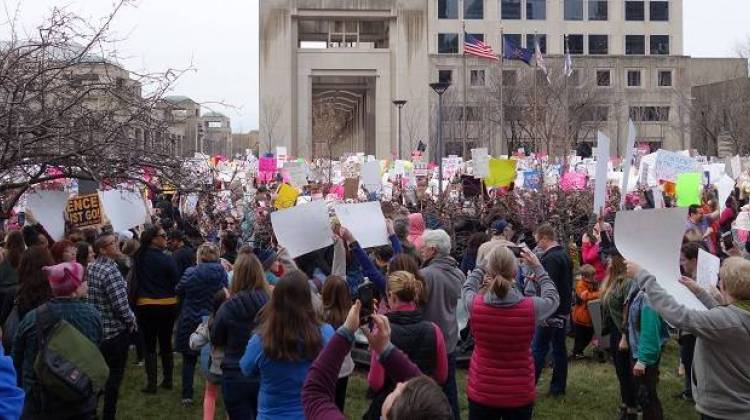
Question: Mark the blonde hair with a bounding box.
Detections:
[579,264,596,280]
[485,246,518,299]
[387,271,423,303]
[197,243,220,263]
[720,257,750,300]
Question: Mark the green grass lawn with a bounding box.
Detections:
[115,341,699,419]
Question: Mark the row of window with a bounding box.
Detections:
[438,67,673,89]
[439,0,669,22]
[438,33,669,55]
[438,105,670,122]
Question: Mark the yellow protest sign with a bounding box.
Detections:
[274,183,299,209]
[66,193,102,227]
[484,159,518,188]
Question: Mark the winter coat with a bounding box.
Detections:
[407,213,425,251]
[572,279,600,327]
[210,289,269,374]
[175,262,228,354]
[420,255,465,353]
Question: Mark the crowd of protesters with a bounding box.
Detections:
[0,180,748,420]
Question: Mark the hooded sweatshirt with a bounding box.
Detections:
[635,270,750,420]
[420,255,465,353]
[407,213,426,251]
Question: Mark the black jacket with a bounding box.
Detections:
[172,245,196,277]
[540,245,573,316]
[135,247,180,301]
[210,289,269,373]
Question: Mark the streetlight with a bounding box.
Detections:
[392,99,407,159]
[429,81,451,195]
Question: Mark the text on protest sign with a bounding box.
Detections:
[654,150,701,182]
[66,193,102,227]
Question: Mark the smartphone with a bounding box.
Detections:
[507,245,522,257]
[356,282,377,324]
[16,211,25,226]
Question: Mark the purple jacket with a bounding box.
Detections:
[302,329,421,420]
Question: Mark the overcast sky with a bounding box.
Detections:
[3,0,749,132]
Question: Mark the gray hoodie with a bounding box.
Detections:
[463,265,560,324]
[635,270,750,420]
[420,255,465,353]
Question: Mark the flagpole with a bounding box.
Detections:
[499,28,504,157]
[564,34,570,161]
[533,30,538,154]
[462,20,468,158]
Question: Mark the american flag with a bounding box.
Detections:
[464,32,499,61]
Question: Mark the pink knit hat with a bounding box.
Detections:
[43,262,85,297]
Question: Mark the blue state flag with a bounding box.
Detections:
[502,36,534,65]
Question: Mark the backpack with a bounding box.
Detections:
[33,303,109,402]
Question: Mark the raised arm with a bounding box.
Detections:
[462,266,485,315]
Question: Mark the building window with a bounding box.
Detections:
[468,33,484,42]
[650,1,669,21]
[438,69,453,84]
[596,70,611,87]
[588,0,608,20]
[586,106,609,122]
[625,1,645,21]
[564,0,584,20]
[501,0,522,19]
[657,70,672,87]
[438,33,459,53]
[526,0,546,20]
[567,34,584,55]
[626,35,645,55]
[467,106,482,121]
[526,34,546,53]
[471,70,486,86]
[589,35,608,54]
[650,35,670,55]
[627,70,642,87]
[464,0,484,19]
[630,106,670,122]
[502,70,517,86]
[438,0,458,19]
[503,33,522,49]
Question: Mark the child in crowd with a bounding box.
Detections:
[190,288,229,420]
[571,264,600,359]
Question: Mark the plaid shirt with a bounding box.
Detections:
[87,255,136,340]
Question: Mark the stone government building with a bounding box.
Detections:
[259,0,748,159]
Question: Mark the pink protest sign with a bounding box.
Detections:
[259,157,276,173]
[560,172,587,191]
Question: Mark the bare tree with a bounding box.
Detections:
[0,2,196,216]
[686,79,750,156]
[259,96,284,153]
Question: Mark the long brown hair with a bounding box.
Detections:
[601,254,628,302]
[17,245,55,315]
[322,275,351,328]
[231,252,270,296]
[4,230,26,269]
[257,270,322,361]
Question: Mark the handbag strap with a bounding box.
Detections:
[34,303,58,349]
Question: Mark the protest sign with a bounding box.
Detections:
[593,132,609,215]
[334,201,389,249]
[26,190,68,240]
[703,163,726,185]
[560,172,587,191]
[696,249,720,291]
[523,170,541,190]
[471,148,489,179]
[98,189,148,233]
[461,175,482,198]
[717,175,735,212]
[276,146,287,169]
[274,183,299,209]
[344,178,359,200]
[727,155,741,180]
[651,187,665,209]
[66,193,102,228]
[283,162,308,189]
[654,149,701,182]
[485,159,517,187]
[361,160,381,192]
[615,208,705,311]
[675,172,702,207]
[270,200,333,258]
[620,120,636,209]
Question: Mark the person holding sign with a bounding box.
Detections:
[626,258,750,420]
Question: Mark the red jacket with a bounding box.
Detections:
[581,241,606,282]
[468,295,536,408]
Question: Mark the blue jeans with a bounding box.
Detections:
[532,324,568,395]
[442,352,460,420]
[222,372,259,420]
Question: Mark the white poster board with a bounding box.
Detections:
[593,131,610,215]
[615,208,706,311]
[25,190,69,240]
[334,201,389,249]
[270,200,333,258]
[98,189,148,233]
[696,249,720,291]
[471,148,489,179]
[361,160,382,192]
[651,187,665,209]
[716,175,735,213]
[276,146,287,169]
[620,120,636,209]
[654,149,701,182]
[284,162,308,188]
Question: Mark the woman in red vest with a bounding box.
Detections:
[462,245,560,419]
